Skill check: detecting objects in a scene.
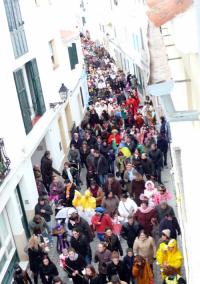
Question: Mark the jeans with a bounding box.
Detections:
[97,232,105,241]
[85,255,92,264]
[98,174,107,186]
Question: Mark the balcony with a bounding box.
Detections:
[0,139,11,184]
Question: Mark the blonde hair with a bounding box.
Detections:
[135,173,143,181]
[28,234,40,250]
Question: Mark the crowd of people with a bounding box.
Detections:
[13,33,186,284]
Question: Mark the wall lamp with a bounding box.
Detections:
[49,83,69,109]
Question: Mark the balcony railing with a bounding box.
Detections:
[0,138,11,184]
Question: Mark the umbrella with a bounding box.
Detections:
[55,207,77,219]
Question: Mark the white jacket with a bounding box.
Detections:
[118,198,138,222]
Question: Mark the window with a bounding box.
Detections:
[139,28,144,50]
[68,43,79,70]
[80,87,84,108]
[49,40,59,69]
[14,59,46,134]
[3,0,28,58]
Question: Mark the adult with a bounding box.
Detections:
[70,228,92,264]
[52,277,64,284]
[156,202,175,223]
[163,267,186,284]
[159,213,181,240]
[29,215,50,237]
[66,248,86,284]
[120,215,142,248]
[101,191,119,215]
[82,265,100,284]
[134,200,157,235]
[39,255,58,284]
[41,151,59,192]
[103,173,122,198]
[80,142,90,168]
[94,242,112,284]
[65,181,76,207]
[118,192,137,222]
[49,176,65,203]
[131,173,145,205]
[107,252,127,282]
[70,132,83,150]
[149,143,163,184]
[91,207,112,241]
[93,150,108,186]
[108,129,121,151]
[62,162,78,184]
[68,144,81,164]
[107,275,128,284]
[132,255,153,284]
[133,230,156,266]
[157,133,168,167]
[34,197,53,225]
[28,235,46,284]
[13,264,32,284]
[104,228,123,256]
[160,116,171,143]
[124,163,139,195]
[141,153,154,180]
[88,180,104,207]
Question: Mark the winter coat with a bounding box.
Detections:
[68,217,93,242]
[70,235,91,258]
[121,221,142,248]
[149,148,163,168]
[68,148,81,163]
[34,203,53,222]
[156,204,175,223]
[89,186,104,207]
[40,156,53,182]
[134,207,157,235]
[132,261,153,284]
[107,260,127,281]
[86,154,95,168]
[39,262,58,284]
[66,254,86,282]
[141,158,154,177]
[133,236,156,264]
[123,255,134,273]
[108,134,121,146]
[94,249,112,274]
[94,155,108,175]
[91,213,113,233]
[116,156,126,174]
[80,147,90,164]
[159,217,181,239]
[81,190,96,210]
[12,271,32,284]
[157,136,168,154]
[29,217,50,235]
[85,135,98,148]
[82,276,101,284]
[104,234,123,256]
[70,138,83,150]
[103,180,122,198]
[28,247,45,273]
[131,179,145,206]
[49,181,65,201]
[118,198,138,222]
[101,196,119,215]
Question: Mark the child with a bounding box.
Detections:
[123,248,135,284]
[111,212,123,238]
[59,248,68,270]
[154,185,172,206]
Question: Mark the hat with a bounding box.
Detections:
[162,229,171,238]
[168,239,177,248]
[111,129,118,133]
[95,207,105,214]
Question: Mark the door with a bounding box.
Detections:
[65,103,73,139]
[58,117,67,154]
[16,186,30,239]
[13,69,33,134]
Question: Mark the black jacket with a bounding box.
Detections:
[141,158,154,177]
[68,217,93,242]
[157,136,168,154]
[39,262,58,284]
[104,234,123,256]
[107,260,127,282]
[28,247,45,273]
[70,138,83,150]
[66,254,85,278]
[82,276,100,284]
[70,235,92,258]
[34,203,53,222]
[121,221,142,248]
[159,217,181,239]
[149,148,163,168]
[94,155,108,175]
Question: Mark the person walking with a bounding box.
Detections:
[101,191,119,215]
[82,265,100,284]
[104,228,123,256]
[39,255,58,284]
[12,264,32,284]
[118,192,137,222]
[120,215,142,248]
[149,143,163,184]
[107,252,127,282]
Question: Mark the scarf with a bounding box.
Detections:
[138,206,153,214]
[69,253,78,261]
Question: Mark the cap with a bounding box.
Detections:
[162,229,171,238]
[95,207,105,214]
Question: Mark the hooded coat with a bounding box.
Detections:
[81,190,96,210]
[134,207,157,235]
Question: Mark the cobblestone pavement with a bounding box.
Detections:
[32,151,183,284]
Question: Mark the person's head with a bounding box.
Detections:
[111,251,120,265]
[44,150,50,159]
[141,153,147,160]
[97,136,102,143]
[160,116,166,123]
[161,229,171,241]
[168,239,177,252]
[52,176,58,183]
[97,242,107,253]
[69,212,79,223]
[82,142,88,149]
[126,248,133,257]
[126,163,133,171]
[42,255,50,266]
[107,173,114,183]
[73,132,79,140]
[52,276,63,284]
[90,180,97,189]
[106,191,114,199]
[94,150,100,157]
[64,162,70,169]
[110,275,121,284]
[28,234,40,249]
[151,143,157,150]
[95,207,105,216]
[72,228,80,239]
[85,265,97,278]
[62,248,68,256]
[159,185,166,195]
[134,255,146,268]
[127,215,134,225]
[166,213,173,221]
[33,214,42,224]
[68,248,76,259]
[14,264,22,274]
[160,201,168,209]
[121,192,129,201]
[163,266,178,277]
[145,180,155,191]
[140,200,149,209]
[105,228,112,237]
[138,230,148,241]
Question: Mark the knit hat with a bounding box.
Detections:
[95,207,105,214]
[162,229,171,238]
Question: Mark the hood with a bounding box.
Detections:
[168,239,177,253]
[74,190,82,199]
[145,180,155,190]
[84,189,91,198]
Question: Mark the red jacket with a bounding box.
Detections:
[108,134,120,145]
[91,213,113,233]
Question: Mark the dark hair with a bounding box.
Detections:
[52,276,63,284]
[126,248,133,253]
[44,150,50,157]
[85,264,97,278]
[138,229,149,238]
[42,255,52,264]
[110,274,121,284]
[72,228,80,233]
[140,200,148,206]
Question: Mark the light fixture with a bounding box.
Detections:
[49,83,69,109]
[0,138,10,184]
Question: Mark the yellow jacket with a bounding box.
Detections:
[72,190,83,208]
[81,190,96,210]
[156,242,168,266]
[167,239,183,271]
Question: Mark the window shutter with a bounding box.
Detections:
[13,69,33,134]
[72,43,79,65]
[68,43,79,70]
[26,59,46,115]
[68,46,74,70]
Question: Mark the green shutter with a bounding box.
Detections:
[26,59,46,115]
[14,69,33,134]
[68,46,74,70]
[68,43,79,70]
[72,43,79,65]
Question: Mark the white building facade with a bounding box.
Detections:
[0,0,89,282]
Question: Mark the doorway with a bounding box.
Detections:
[16,186,30,239]
[58,117,67,154]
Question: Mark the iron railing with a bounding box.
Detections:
[0,138,11,184]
